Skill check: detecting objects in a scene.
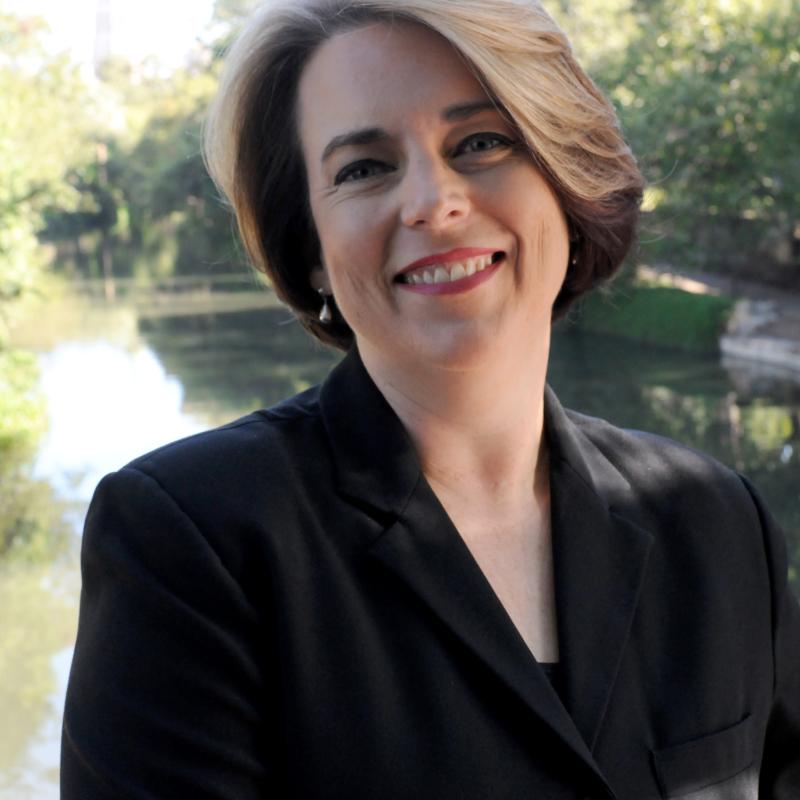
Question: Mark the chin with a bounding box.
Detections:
[406,326,505,373]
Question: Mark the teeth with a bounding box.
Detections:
[402,254,497,286]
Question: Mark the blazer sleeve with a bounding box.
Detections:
[61,467,275,799]
[743,476,800,798]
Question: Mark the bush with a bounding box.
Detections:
[568,284,734,353]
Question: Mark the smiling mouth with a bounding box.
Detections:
[396,252,505,285]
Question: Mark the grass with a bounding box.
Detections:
[566,283,735,353]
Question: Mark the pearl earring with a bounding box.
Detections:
[568,226,581,267]
[569,237,580,267]
[318,288,332,323]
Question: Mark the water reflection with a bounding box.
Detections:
[0,565,77,800]
[34,342,206,503]
[136,309,340,415]
[2,301,799,798]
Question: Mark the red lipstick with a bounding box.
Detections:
[397,247,499,276]
[396,250,505,296]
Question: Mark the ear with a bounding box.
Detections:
[309,263,331,294]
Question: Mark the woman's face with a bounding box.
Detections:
[297,21,569,372]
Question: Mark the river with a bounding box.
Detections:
[2,289,798,798]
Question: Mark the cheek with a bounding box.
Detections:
[496,176,568,295]
[537,206,569,260]
[316,199,385,272]
[313,217,384,328]
[513,181,568,259]
[529,213,569,288]
[315,199,398,321]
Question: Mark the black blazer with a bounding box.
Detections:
[62,348,800,799]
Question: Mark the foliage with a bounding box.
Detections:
[0,348,71,564]
[0,9,90,336]
[0,13,92,339]
[0,471,73,564]
[554,0,800,283]
[34,0,799,289]
[0,350,45,458]
[569,284,735,352]
[212,0,259,22]
[0,562,77,772]
[0,12,91,562]
[112,66,240,280]
[44,56,242,284]
[38,0,258,285]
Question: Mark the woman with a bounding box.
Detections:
[61,1,800,798]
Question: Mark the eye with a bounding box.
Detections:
[334,159,393,185]
[454,132,514,156]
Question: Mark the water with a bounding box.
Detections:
[2,294,798,798]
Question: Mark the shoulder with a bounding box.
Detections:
[567,406,740,487]
[125,384,326,484]
[563,407,786,623]
[91,385,331,546]
[84,385,337,590]
[564,406,765,536]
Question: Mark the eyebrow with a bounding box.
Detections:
[320,99,499,163]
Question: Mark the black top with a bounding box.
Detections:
[540,661,559,679]
[540,662,563,699]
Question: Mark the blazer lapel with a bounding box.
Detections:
[368,475,601,775]
[545,389,655,751]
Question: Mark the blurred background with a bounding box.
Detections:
[0,0,798,796]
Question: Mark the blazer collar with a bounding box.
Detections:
[320,347,421,515]
[320,348,653,796]
[545,392,655,752]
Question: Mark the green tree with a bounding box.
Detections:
[212,0,259,25]
[110,65,241,280]
[0,13,92,332]
[45,48,243,285]
[555,0,800,283]
[0,11,91,560]
[42,0,800,290]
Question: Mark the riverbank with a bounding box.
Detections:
[640,266,800,376]
[571,266,800,377]
[18,270,800,376]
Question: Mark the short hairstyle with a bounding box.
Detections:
[203,0,644,350]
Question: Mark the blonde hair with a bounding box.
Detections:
[204,0,643,349]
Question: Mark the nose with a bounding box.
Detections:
[399,156,470,229]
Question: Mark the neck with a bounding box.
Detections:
[358,333,552,507]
